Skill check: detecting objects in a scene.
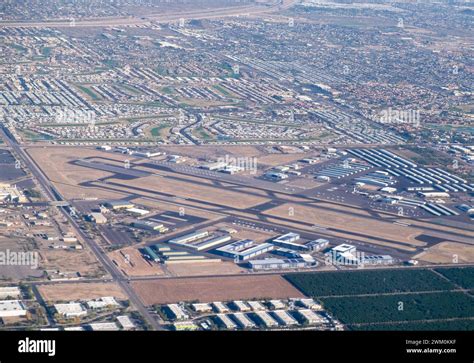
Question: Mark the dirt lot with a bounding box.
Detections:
[414,242,474,264]
[27,146,127,200]
[166,261,246,277]
[131,275,305,304]
[38,282,126,302]
[109,247,165,277]
[40,249,104,277]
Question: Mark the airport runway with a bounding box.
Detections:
[77,158,474,248]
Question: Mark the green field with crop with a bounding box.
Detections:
[284,269,456,297]
[435,267,474,289]
[350,319,474,331]
[320,292,474,325]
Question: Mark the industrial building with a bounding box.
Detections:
[141,246,161,262]
[166,304,189,320]
[298,298,322,310]
[362,255,394,265]
[272,248,302,259]
[168,230,209,246]
[298,309,325,325]
[272,310,298,326]
[268,300,286,310]
[88,322,120,331]
[216,314,237,329]
[132,220,167,232]
[315,160,371,180]
[348,149,474,193]
[212,302,229,313]
[271,233,311,251]
[232,313,256,329]
[217,240,275,262]
[0,286,21,299]
[247,301,266,311]
[248,256,316,270]
[86,297,119,310]
[327,244,360,266]
[0,183,27,203]
[273,232,300,243]
[174,234,232,251]
[104,200,135,210]
[354,171,396,187]
[126,207,150,216]
[54,303,87,318]
[191,303,213,313]
[255,311,279,328]
[117,315,136,330]
[264,172,288,181]
[88,212,107,224]
[0,299,27,317]
[232,300,251,312]
[306,239,329,251]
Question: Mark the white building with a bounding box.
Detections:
[167,304,189,320]
[232,313,256,329]
[117,315,136,330]
[268,300,286,310]
[216,314,236,329]
[54,303,87,318]
[89,322,120,331]
[255,311,278,328]
[247,301,265,311]
[212,301,229,313]
[298,309,325,325]
[0,300,27,317]
[86,297,119,310]
[233,300,251,312]
[272,310,298,326]
[0,286,21,299]
[192,303,213,313]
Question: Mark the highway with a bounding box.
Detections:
[0,126,164,331]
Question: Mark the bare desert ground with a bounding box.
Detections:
[38,282,126,301]
[413,242,474,264]
[131,275,305,305]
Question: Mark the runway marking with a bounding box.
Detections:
[160,214,188,222]
[149,218,176,225]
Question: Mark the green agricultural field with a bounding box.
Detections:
[434,267,474,289]
[350,319,474,331]
[284,269,455,297]
[321,292,474,325]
